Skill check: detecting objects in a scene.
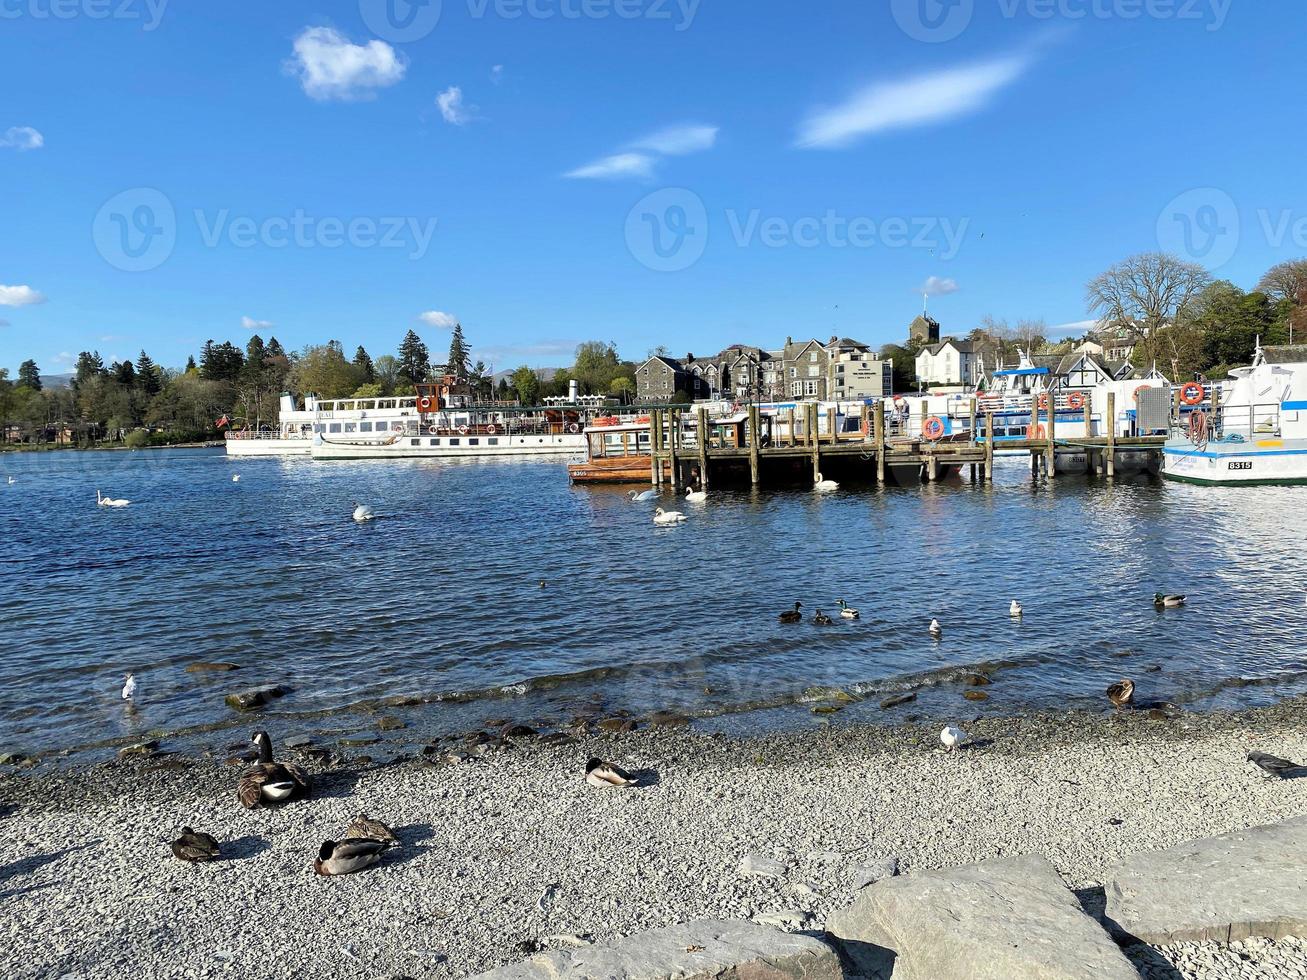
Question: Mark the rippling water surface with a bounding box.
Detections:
[2,447,1306,760]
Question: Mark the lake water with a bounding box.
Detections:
[2,447,1306,761]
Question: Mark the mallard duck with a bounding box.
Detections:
[1153,593,1185,608]
[814,472,839,492]
[812,610,833,625]
[652,507,686,525]
[314,838,387,876]
[940,725,966,752]
[585,757,638,788]
[779,601,803,624]
[171,827,221,863]
[237,731,312,809]
[1009,600,1023,617]
[628,488,657,502]
[352,502,374,522]
[344,813,400,847]
[685,487,707,503]
[1106,679,1134,709]
[837,599,859,620]
[1246,751,1301,778]
[928,618,942,638]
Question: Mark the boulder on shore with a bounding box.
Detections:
[223,684,290,711]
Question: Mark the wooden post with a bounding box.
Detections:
[1046,395,1056,476]
[809,403,821,481]
[874,400,886,485]
[787,407,795,447]
[860,403,868,442]
[697,408,709,488]
[748,404,761,485]
[969,396,977,443]
[1106,391,1116,478]
[984,412,994,482]
[919,399,928,439]
[1030,398,1040,476]
[827,407,837,444]
[927,454,938,481]
[668,409,679,491]
[650,409,662,486]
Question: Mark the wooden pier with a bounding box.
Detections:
[645,392,1166,487]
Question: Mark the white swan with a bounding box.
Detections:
[814,472,839,492]
[97,490,130,508]
[928,618,942,638]
[121,673,136,701]
[1010,599,1023,617]
[627,489,657,502]
[685,486,707,503]
[232,474,241,483]
[653,507,686,525]
[352,502,375,522]
[940,725,966,752]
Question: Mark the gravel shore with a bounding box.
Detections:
[3,698,1306,979]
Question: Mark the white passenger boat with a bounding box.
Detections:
[1162,343,1307,486]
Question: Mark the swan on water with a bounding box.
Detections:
[652,507,686,525]
[97,490,130,508]
[627,489,657,502]
[814,472,839,492]
[685,486,707,503]
[352,502,375,522]
[1010,600,1023,617]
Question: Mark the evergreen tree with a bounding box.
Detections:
[136,351,161,396]
[353,345,375,384]
[185,355,197,373]
[73,351,105,391]
[397,330,430,387]
[446,322,470,380]
[201,340,245,382]
[114,359,137,386]
[17,359,41,391]
[265,336,285,359]
[246,334,266,368]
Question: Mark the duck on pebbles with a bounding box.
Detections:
[585,758,638,788]
[171,827,221,863]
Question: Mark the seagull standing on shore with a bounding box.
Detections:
[929,619,943,638]
[940,725,966,752]
[121,673,136,701]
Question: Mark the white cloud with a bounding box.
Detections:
[490,65,504,84]
[286,27,406,102]
[564,152,657,180]
[797,54,1034,148]
[0,126,43,151]
[1049,319,1097,335]
[629,124,718,156]
[242,316,274,331]
[0,284,46,307]
[436,86,475,125]
[419,310,457,329]
[919,276,960,297]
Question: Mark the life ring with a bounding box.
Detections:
[892,396,907,411]
[1067,391,1086,410]
[486,423,498,435]
[567,423,580,434]
[1180,382,1205,406]
[1037,393,1049,410]
[923,416,945,440]
[417,395,433,412]
[635,415,650,424]
[1133,385,1150,401]
[1030,423,1045,439]
[458,425,469,435]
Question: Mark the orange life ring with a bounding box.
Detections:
[1067,391,1086,410]
[635,415,650,424]
[1030,423,1045,439]
[486,423,498,434]
[923,416,945,440]
[593,416,618,427]
[1180,382,1205,406]
[417,395,433,412]
[1133,385,1150,401]
[1037,393,1049,410]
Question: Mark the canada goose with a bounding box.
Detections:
[352,502,375,522]
[1154,593,1185,608]
[1107,679,1134,709]
[171,827,221,863]
[813,472,839,492]
[1010,600,1023,617]
[121,673,136,701]
[627,489,657,502]
[685,486,707,503]
[652,507,686,525]
[940,725,966,752]
[97,490,130,508]
[314,838,387,876]
[344,813,400,846]
[585,758,637,788]
[837,599,859,620]
[779,601,803,624]
[237,731,312,808]
[928,618,942,638]
[1246,751,1302,778]
[812,610,833,625]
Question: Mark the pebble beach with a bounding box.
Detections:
[3,698,1306,980]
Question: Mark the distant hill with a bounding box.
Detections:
[40,373,74,389]
[492,367,563,383]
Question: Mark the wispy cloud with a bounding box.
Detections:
[285,27,406,102]
[919,276,960,297]
[436,86,475,125]
[490,64,504,85]
[0,126,43,151]
[566,122,718,180]
[629,124,718,156]
[797,53,1035,148]
[1049,319,1097,335]
[242,316,274,331]
[0,284,46,307]
[419,310,457,329]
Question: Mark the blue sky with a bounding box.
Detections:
[2,0,1304,375]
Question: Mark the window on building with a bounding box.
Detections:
[805,381,817,396]
[328,423,342,433]
[360,422,373,432]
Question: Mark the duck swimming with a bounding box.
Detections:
[1154,593,1186,608]
[812,610,833,625]
[237,731,312,808]
[779,602,803,624]
[837,599,859,620]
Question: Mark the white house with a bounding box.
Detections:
[915,339,982,388]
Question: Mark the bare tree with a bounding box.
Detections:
[1085,252,1211,367]
[1256,259,1307,303]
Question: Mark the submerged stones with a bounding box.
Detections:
[223,684,290,711]
[186,662,241,673]
[963,690,990,702]
[880,692,917,709]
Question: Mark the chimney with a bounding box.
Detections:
[568,379,579,402]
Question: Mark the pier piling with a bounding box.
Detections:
[1106,392,1116,478]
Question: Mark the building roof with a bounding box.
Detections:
[1262,344,1307,365]
[639,355,684,371]
[923,338,977,355]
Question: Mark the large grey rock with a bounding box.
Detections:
[1103,815,1307,944]
[467,919,840,979]
[826,854,1136,980]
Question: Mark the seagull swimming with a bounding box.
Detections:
[940,725,966,752]
[121,673,136,701]
[928,618,942,638]
[232,474,241,483]
[1010,600,1023,617]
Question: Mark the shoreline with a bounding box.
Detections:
[3,696,1306,978]
[0,440,224,454]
